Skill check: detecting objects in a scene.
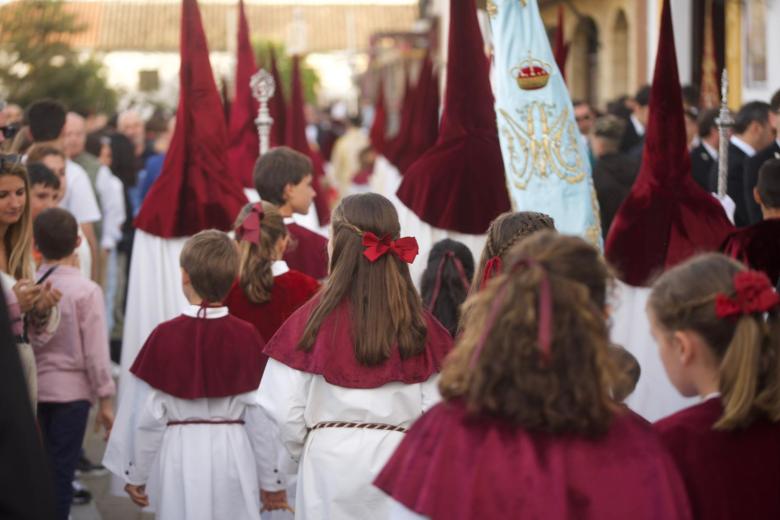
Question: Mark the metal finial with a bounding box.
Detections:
[251,69,276,156]
[715,68,733,199]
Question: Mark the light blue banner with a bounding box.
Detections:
[490,0,602,247]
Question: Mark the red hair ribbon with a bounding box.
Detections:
[480,256,503,290]
[427,251,471,311]
[469,258,553,367]
[362,232,419,264]
[715,271,780,319]
[235,204,264,245]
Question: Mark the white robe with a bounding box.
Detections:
[258,358,441,520]
[105,307,284,520]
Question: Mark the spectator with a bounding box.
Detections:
[742,90,780,225]
[620,85,651,158]
[690,108,719,192]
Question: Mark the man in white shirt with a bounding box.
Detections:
[25,100,101,280]
[742,90,780,225]
[690,108,719,191]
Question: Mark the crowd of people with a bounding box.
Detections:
[0,73,779,520]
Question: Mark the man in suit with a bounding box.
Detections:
[743,90,780,224]
[727,101,774,227]
[619,85,651,159]
[592,115,640,238]
[690,108,719,192]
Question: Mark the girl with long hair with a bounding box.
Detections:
[376,232,691,519]
[225,201,319,346]
[651,254,780,519]
[0,155,60,407]
[257,193,453,519]
[419,239,474,336]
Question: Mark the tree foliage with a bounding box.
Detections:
[254,41,320,105]
[0,0,117,113]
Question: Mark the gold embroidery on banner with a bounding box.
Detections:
[498,102,585,191]
[486,0,498,18]
[585,178,602,248]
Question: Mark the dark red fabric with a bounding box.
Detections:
[130,314,265,399]
[553,4,570,82]
[369,79,388,154]
[268,47,287,148]
[226,0,258,188]
[134,0,247,237]
[721,218,780,286]
[395,53,439,174]
[225,270,320,342]
[263,297,453,389]
[285,55,330,225]
[375,400,692,520]
[396,0,511,235]
[284,222,329,280]
[384,70,414,166]
[655,398,780,520]
[604,0,734,286]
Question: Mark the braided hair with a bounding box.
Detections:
[471,211,555,294]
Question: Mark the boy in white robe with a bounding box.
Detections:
[104,230,284,520]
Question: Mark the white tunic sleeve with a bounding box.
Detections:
[127,389,167,485]
[243,395,286,491]
[420,374,441,413]
[388,499,430,520]
[257,359,313,463]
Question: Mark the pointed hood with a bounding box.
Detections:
[396,0,511,234]
[226,0,258,187]
[286,55,330,225]
[395,52,440,174]
[269,46,287,147]
[605,0,734,286]
[135,0,247,238]
[553,5,569,81]
[369,77,388,154]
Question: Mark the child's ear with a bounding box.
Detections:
[181,267,191,286]
[75,235,82,248]
[673,330,698,366]
[282,183,294,202]
[753,187,763,207]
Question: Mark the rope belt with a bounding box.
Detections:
[311,421,407,433]
[167,419,245,427]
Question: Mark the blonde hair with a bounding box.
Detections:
[233,202,287,304]
[180,230,239,302]
[649,253,780,430]
[0,157,33,280]
[441,232,621,436]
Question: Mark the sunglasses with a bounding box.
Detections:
[1,124,19,140]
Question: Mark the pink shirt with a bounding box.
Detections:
[34,265,115,403]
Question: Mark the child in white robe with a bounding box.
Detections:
[257,193,454,519]
[104,230,284,520]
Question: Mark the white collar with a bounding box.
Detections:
[701,391,721,402]
[730,135,756,157]
[630,114,645,137]
[702,141,719,160]
[272,260,289,277]
[182,305,229,319]
[283,217,295,225]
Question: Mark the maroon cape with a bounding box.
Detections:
[721,218,780,286]
[284,223,329,280]
[131,313,265,399]
[263,297,453,389]
[375,400,692,520]
[655,398,780,520]
[225,270,320,343]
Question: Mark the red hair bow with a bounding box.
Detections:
[235,204,264,245]
[362,232,419,264]
[480,256,503,290]
[715,271,780,319]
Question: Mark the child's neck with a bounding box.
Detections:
[277,204,294,219]
[762,207,780,220]
[693,368,720,399]
[184,293,222,307]
[43,254,78,268]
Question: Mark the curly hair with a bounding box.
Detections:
[471,211,555,293]
[441,232,621,437]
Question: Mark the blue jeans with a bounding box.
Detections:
[38,400,90,520]
[104,247,118,334]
